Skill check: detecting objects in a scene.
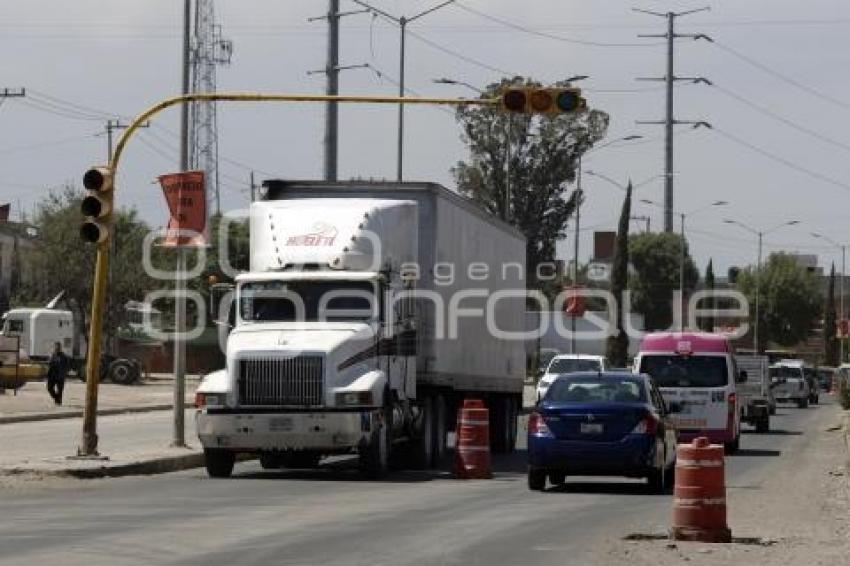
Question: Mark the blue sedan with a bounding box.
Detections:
[528,372,679,492]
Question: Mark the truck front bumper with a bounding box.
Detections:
[196,409,375,452]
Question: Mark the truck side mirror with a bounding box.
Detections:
[736,370,748,384]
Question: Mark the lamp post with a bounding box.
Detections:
[812,232,846,363]
[724,219,800,352]
[641,199,728,329]
[352,0,457,181]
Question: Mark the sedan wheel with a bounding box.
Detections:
[528,468,547,491]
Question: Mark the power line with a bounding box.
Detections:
[453,1,663,47]
[712,83,850,153]
[406,28,516,76]
[712,39,850,112]
[711,126,850,193]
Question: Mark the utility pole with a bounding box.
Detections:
[308,3,370,182]
[634,7,710,232]
[350,1,456,181]
[571,158,582,354]
[249,171,256,203]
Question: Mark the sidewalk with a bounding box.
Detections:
[0,375,200,424]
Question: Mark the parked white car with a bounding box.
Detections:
[536,354,606,401]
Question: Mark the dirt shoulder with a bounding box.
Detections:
[600,403,850,565]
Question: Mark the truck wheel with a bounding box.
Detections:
[359,406,391,478]
[410,396,434,470]
[108,359,136,385]
[724,435,741,455]
[548,471,566,486]
[769,404,776,416]
[490,396,513,454]
[755,417,769,434]
[797,398,809,409]
[432,394,448,468]
[204,449,235,478]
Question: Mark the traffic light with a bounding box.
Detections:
[80,166,114,244]
[499,86,586,115]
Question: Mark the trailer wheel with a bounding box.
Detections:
[108,359,137,385]
[432,394,448,468]
[755,417,769,434]
[409,396,434,470]
[204,449,235,478]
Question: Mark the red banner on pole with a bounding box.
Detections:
[158,170,207,247]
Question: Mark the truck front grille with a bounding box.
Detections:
[238,356,324,406]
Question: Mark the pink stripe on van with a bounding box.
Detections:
[639,332,732,354]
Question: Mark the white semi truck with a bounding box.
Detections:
[196,181,527,477]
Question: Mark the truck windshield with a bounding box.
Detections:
[2,319,23,334]
[239,280,377,322]
[639,355,729,388]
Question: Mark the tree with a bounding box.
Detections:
[628,232,699,331]
[824,263,838,366]
[453,77,609,289]
[606,183,632,367]
[701,259,716,332]
[736,253,821,350]
[14,186,159,351]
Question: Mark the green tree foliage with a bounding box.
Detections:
[824,263,838,366]
[701,259,716,332]
[606,183,631,367]
[628,232,699,331]
[453,77,609,289]
[736,253,821,350]
[13,186,159,349]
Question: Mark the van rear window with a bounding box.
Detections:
[639,355,729,388]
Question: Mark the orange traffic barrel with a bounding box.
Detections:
[453,398,492,479]
[671,437,732,543]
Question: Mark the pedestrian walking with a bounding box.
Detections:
[46,342,69,405]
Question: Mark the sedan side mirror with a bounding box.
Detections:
[736,370,748,384]
[667,401,683,414]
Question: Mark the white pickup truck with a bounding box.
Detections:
[196,180,526,477]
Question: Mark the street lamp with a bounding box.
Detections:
[584,170,663,193]
[724,219,801,352]
[812,232,846,363]
[642,198,728,329]
[352,0,457,181]
[432,77,483,95]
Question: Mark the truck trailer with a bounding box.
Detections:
[196,181,527,477]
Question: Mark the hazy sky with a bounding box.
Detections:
[1,0,848,274]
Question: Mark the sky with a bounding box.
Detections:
[1,0,849,275]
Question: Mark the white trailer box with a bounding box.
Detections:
[197,181,527,477]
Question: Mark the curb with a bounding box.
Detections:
[0,403,194,426]
[0,452,205,479]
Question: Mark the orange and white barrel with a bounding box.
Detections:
[453,399,492,479]
[671,437,732,543]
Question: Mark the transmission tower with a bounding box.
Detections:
[190,0,233,216]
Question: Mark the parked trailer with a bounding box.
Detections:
[734,354,772,433]
[196,180,526,477]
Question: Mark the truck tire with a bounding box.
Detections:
[797,398,809,409]
[490,396,514,454]
[204,449,235,478]
[359,405,391,478]
[409,396,434,470]
[755,417,769,434]
[108,359,137,385]
[259,453,282,470]
[432,394,448,467]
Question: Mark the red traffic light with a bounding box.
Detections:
[501,89,527,113]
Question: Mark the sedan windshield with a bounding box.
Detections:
[639,355,729,388]
[547,358,602,374]
[240,280,377,322]
[545,376,647,404]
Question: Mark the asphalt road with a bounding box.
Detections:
[0,397,839,566]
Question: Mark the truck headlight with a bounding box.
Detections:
[335,391,374,407]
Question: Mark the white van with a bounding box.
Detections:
[635,332,743,453]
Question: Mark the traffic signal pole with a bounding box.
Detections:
[77,91,498,457]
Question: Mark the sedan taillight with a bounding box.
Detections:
[528,412,552,437]
[630,413,659,435]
